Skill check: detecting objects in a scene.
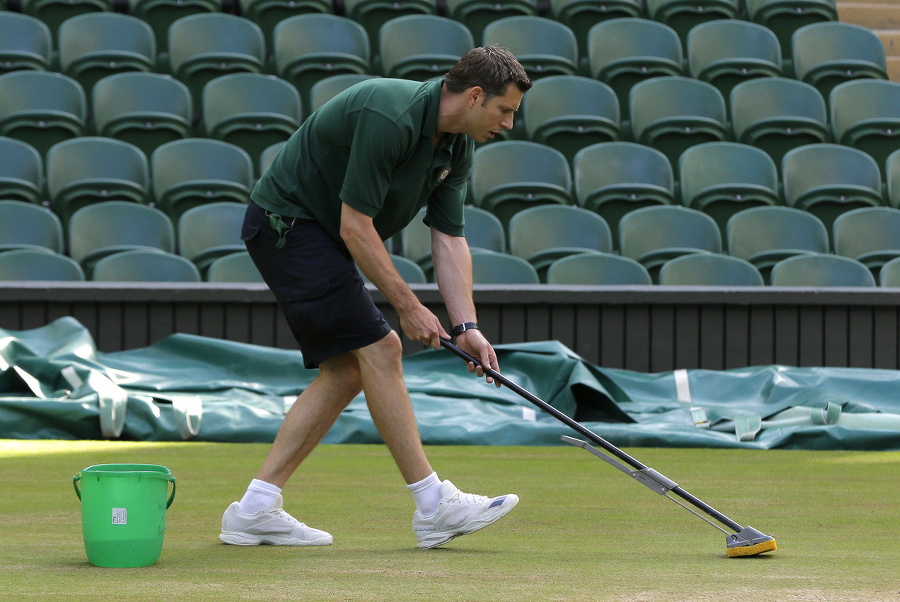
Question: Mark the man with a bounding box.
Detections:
[219,46,532,549]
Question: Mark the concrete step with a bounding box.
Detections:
[838,2,900,30]
[889,57,900,82]
[877,29,900,55]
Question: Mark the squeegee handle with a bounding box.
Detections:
[439,338,745,534]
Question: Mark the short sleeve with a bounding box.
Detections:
[339,110,408,216]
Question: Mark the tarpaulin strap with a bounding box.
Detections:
[152,394,203,440]
[267,211,296,250]
[674,369,710,428]
[735,414,762,441]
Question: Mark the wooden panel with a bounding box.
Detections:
[872,306,899,369]
[723,306,750,369]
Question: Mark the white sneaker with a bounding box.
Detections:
[412,480,518,549]
[219,495,333,546]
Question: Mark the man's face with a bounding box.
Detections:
[466,83,524,143]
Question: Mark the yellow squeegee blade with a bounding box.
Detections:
[726,538,777,558]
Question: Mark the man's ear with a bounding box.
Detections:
[466,86,483,108]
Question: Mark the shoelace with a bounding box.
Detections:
[270,507,303,526]
[450,490,490,504]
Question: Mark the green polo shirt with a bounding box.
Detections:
[251,78,473,246]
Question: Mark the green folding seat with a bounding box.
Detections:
[730,77,829,168]
[201,73,302,176]
[344,0,437,57]
[446,0,537,46]
[21,0,113,43]
[879,256,900,287]
[630,76,729,167]
[687,20,782,100]
[549,0,642,61]
[92,72,193,159]
[726,205,828,284]
[830,80,900,174]
[464,205,506,253]
[646,0,740,45]
[659,252,764,286]
[151,139,254,221]
[782,143,884,233]
[471,250,540,284]
[92,248,201,282]
[508,205,612,282]
[573,142,675,251]
[308,74,379,113]
[274,14,370,103]
[471,140,572,229]
[522,75,620,165]
[832,207,900,278]
[177,201,247,276]
[619,205,722,283]
[57,13,155,94]
[378,15,473,81]
[0,71,86,156]
[770,253,875,287]
[546,251,652,285]
[0,137,43,204]
[0,248,85,281]
[240,0,330,50]
[889,150,900,209]
[792,22,888,101]
[482,16,578,79]
[745,0,837,59]
[678,142,780,239]
[0,200,63,253]
[128,0,220,52]
[68,201,175,277]
[359,254,427,285]
[258,142,286,176]
[588,18,683,119]
[0,12,53,73]
[206,251,265,283]
[46,137,149,224]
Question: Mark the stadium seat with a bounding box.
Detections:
[128,0,220,52]
[619,205,722,282]
[792,22,889,101]
[399,207,433,277]
[258,141,285,175]
[745,0,837,59]
[177,201,247,275]
[0,200,64,254]
[206,251,264,283]
[878,256,900,287]
[546,251,652,285]
[360,254,427,285]
[832,207,900,278]
[0,71,86,156]
[521,75,620,165]
[573,142,675,250]
[151,139,254,220]
[770,253,875,287]
[446,0,537,46]
[659,252,764,286]
[20,0,113,43]
[309,74,379,113]
[0,248,85,281]
[482,16,578,79]
[890,150,900,209]
[240,0,331,50]
[629,76,729,167]
[509,205,612,281]
[92,72,193,158]
[470,140,572,228]
[46,137,149,224]
[0,12,53,73]
[587,18,683,119]
[92,248,201,282]
[471,250,540,284]
[273,14,369,103]
[57,13,155,94]
[729,77,830,168]
[344,0,437,57]
[548,0,642,62]
[781,143,884,232]
[726,205,829,283]
[645,0,741,46]
[678,142,780,239]
[378,15,473,81]
[168,14,266,115]
[201,73,302,175]
[68,200,175,276]
[0,137,43,204]
[829,80,900,173]
[464,205,506,253]
[687,20,782,99]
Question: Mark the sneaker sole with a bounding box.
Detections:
[416,494,519,549]
[219,531,333,546]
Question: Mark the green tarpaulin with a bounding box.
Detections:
[2,317,900,450]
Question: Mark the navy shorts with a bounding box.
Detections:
[241,201,392,369]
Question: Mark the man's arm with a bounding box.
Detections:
[339,202,448,348]
[431,227,500,385]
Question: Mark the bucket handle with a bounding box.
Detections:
[73,474,176,509]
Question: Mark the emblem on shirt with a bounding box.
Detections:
[438,167,451,183]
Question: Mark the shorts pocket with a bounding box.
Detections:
[240,221,261,242]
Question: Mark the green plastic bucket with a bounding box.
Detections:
[72,464,176,568]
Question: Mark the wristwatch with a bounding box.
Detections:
[450,322,479,337]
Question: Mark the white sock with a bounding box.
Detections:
[238,479,282,515]
[407,472,442,517]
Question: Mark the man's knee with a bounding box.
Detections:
[354,330,404,369]
[320,353,363,398]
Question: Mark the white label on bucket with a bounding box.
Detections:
[112,508,127,525]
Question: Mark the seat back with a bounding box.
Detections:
[309,74,379,113]
[0,71,87,155]
[128,0,220,51]
[0,200,64,253]
[0,248,85,281]
[660,252,764,286]
[829,79,900,170]
[0,136,44,204]
[344,0,437,56]
[483,16,578,79]
[177,201,247,264]
[546,251,652,285]
[92,248,201,281]
[509,204,612,262]
[21,0,114,42]
[240,0,331,50]
[770,252,875,287]
[646,0,741,45]
[0,12,53,72]
[832,207,900,268]
[464,205,506,253]
[687,20,782,98]
[446,0,538,44]
[379,15,473,81]
[206,250,264,283]
[746,0,837,59]
[889,149,900,209]
[549,0,642,58]
[68,200,175,266]
[470,250,540,284]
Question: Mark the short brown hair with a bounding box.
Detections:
[444,45,532,99]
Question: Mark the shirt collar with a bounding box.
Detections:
[423,78,458,148]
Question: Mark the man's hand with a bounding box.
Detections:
[456,328,501,387]
[398,303,449,350]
